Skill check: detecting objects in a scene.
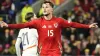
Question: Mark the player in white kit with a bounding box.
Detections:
[15,12,38,56]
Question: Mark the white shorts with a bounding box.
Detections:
[22,46,38,56]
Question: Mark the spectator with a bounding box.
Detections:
[79,0,93,12]
[4,29,13,45]
[2,44,11,55]
[21,2,33,23]
[8,40,16,55]
[62,38,72,56]
[28,0,36,5]
[1,0,12,14]
[93,44,100,56]
[8,1,16,23]
[89,6,96,17]
[62,10,68,20]
[87,36,97,55]
[95,9,100,27]
[84,48,90,56]
[0,44,3,54]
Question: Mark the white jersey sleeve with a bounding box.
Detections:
[15,29,22,56]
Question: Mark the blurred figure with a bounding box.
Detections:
[1,0,12,14]
[63,42,72,56]
[2,48,11,55]
[62,37,72,56]
[8,1,16,23]
[69,34,76,47]
[89,6,96,17]
[4,29,13,45]
[76,41,81,56]
[1,0,16,23]
[84,49,90,56]
[94,44,100,56]
[8,40,16,55]
[87,36,97,55]
[2,44,11,55]
[95,9,100,27]
[62,10,68,20]
[79,0,93,12]
[51,0,65,5]
[21,2,34,23]
[94,28,100,43]
[0,44,3,54]
[9,29,15,38]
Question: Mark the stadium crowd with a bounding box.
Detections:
[0,0,100,56]
[61,0,100,56]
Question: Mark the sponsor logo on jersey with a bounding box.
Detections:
[42,25,46,28]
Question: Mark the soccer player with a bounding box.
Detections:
[0,1,98,56]
[15,12,38,56]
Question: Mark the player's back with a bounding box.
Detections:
[18,28,38,55]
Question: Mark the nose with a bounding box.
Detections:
[43,8,46,12]
[43,7,46,11]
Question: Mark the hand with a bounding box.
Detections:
[0,21,8,28]
[89,23,98,28]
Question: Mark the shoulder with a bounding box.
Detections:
[30,28,37,31]
[54,16,65,22]
[54,16,63,20]
[19,28,28,32]
[28,29,38,34]
[29,28,37,32]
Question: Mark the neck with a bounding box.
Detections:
[44,14,52,20]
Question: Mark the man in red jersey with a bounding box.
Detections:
[0,1,98,56]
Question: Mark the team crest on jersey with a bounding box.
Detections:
[54,23,58,28]
[42,25,46,28]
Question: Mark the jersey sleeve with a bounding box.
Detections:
[17,29,23,38]
[15,37,22,56]
[60,18,89,28]
[8,19,38,29]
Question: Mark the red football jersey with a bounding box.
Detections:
[8,16,89,55]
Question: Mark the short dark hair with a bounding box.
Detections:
[42,1,54,8]
[25,12,34,21]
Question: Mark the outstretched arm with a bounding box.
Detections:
[60,19,98,28]
[0,20,36,29]
[69,22,98,28]
[8,23,31,29]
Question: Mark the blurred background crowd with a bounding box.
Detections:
[0,0,100,56]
